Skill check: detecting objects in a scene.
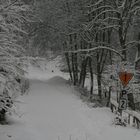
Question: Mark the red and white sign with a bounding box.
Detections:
[119,72,133,86]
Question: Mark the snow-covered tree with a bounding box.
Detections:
[0,0,32,123]
[87,0,140,61]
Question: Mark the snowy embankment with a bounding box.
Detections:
[0,58,140,140]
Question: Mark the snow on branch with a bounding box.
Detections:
[0,0,18,13]
[100,17,120,22]
[131,0,140,9]
[124,41,140,47]
[88,10,120,30]
[86,0,104,8]
[130,6,140,13]
[3,0,18,10]
[135,57,140,63]
[87,5,114,14]
[64,46,123,59]
[119,41,140,53]
[97,25,120,32]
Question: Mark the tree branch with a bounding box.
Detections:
[64,46,123,59]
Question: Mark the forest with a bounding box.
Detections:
[30,0,140,108]
[0,0,140,139]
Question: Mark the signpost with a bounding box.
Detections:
[119,90,127,110]
[114,68,134,125]
[118,71,133,111]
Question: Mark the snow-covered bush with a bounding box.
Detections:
[0,0,32,123]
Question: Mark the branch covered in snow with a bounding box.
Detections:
[64,46,123,58]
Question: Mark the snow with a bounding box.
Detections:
[0,59,140,140]
[26,57,69,81]
[84,76,98,94]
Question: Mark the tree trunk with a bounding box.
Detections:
[118,15,127,61]
[74,42,79,84]
[135,33,140,70]
[106,86,111,107]
[0,109,6,124]
[65,52,73,81]
[79,59,85,85]
[71,52,77,85]
[88,57,94,100]
[96,51,102,99]
[79,57,88,88]
[97,72,102,99]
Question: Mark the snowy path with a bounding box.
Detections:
[0,63,140,140]
[22,77,140,140]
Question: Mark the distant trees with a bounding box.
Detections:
[28,0,68,56]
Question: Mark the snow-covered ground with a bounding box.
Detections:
[0,59,140,140]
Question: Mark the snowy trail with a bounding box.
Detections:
[0,63,140,140]
[23,77,100,140]
[22,77,140,140]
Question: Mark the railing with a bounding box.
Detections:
[110,98,140,129]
